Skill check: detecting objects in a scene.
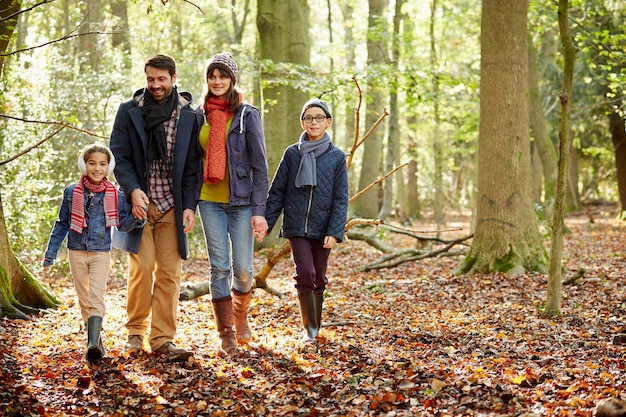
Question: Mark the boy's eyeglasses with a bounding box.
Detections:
[302,115,327,124]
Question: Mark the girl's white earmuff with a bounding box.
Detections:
[78,144,116,176]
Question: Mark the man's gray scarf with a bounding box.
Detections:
[295,132,331,188]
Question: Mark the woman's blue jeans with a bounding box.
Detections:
[198,201,254,300]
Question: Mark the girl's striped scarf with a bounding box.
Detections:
[70,176,119,233]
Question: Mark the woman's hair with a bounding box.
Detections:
[203,67,241,114]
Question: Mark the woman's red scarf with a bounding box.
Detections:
[70,176,119,234]
[204,96,232,184]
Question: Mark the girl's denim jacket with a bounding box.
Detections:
[44,183,141,261]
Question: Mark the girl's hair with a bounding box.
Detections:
[203,67,241,114]
[78,143,115,176]
[83,144,111,163]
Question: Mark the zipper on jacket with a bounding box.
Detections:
[239,106,246,133]
[304,187,313,236]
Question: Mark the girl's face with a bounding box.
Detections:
[300,107,332,142]
[84,151,109,185]
[207,68,232,98]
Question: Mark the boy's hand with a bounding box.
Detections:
[323,236,338,249]
[251,216,268,242]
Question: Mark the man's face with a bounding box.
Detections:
[145,66,176,102]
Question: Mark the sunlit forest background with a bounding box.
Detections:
[1,0,624,270]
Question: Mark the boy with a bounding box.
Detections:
[265,98,349,342]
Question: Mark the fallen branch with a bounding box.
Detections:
[562,268,585,285]
[360,234,473,271]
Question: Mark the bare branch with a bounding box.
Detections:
[0,114,107,166]
[355,109,389,150]
[0,0,55,23]
[346,76,363,170]
[1,31,120,57]
[384,223,464,236]
[0,126,64,166]
[0,114,107,138]
[181,0,205,14]
[349,162,407,203]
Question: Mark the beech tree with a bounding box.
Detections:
[458,0,547,275]
[0,0,60,319]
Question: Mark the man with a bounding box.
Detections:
[110,54,200,362]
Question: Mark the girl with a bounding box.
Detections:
[43,143,141,362]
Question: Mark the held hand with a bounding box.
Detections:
[182,209,195,233]
[323,236,338,249]
[251,216,268,242]
[131,189,149,220]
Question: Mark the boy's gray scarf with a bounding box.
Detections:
[295,132,331,188]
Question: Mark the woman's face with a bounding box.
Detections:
[207,68,232,98]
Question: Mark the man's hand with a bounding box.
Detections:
[183,209,195,233]
[131,189,149,220]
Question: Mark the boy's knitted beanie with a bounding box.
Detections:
[300,98,332,120]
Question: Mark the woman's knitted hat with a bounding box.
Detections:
[78,143,116,176]
[300,98,332,120]
[206,52,238,85]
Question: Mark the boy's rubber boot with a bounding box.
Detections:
[212,297,238,354]
[314,292,324,330]
[86,316,105,362]
[297,291,319,343]
[232,289,252,342]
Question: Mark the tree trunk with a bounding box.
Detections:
[0,0,21,77]
[528,40,558,218]
[379,0,403,220]
[0,1,61,320]
[544,0,576,317]
[340,2,357,155]
[256,0,310,247]
[0,189,61,319]
[458,0,546,276]
[353,0,388,218]
[430,0,444,226]
[257,0,310,178]
[610,111,626,219]
[531,145,543,205]
[406,115,422,219]
[78,0,101,72]
[566,144,582,211]
[110,0,131,69]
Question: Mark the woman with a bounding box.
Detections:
[196,52,268,354]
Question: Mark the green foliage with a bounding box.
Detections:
[1,0,623,269]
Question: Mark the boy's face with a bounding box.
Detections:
[85,151,109,185]
[301,107,332,141]
[145,66,176,103]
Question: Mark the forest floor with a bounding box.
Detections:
[1,210,625,416]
